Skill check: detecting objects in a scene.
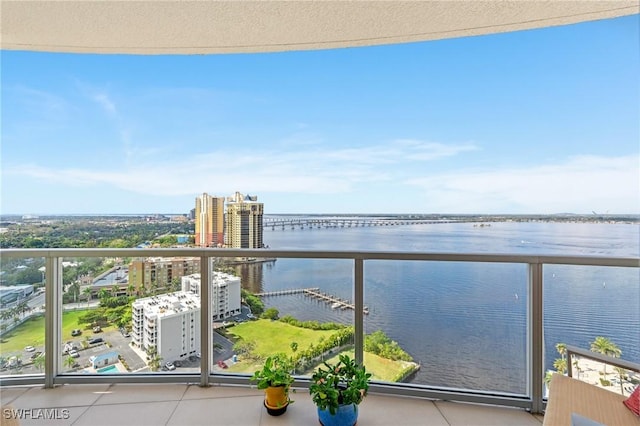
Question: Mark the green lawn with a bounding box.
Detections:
[321,349,419,382]
[0,308,114,355]
[225,319,418,382]
[227,319,337,357]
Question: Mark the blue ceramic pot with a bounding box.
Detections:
[317,403,358,426]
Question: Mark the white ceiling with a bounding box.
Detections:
[1,1,638,55]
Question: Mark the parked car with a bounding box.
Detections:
[217,360,228,369]
[68,349,79,358]
[24,346,35,352]
[119,327,130,337]
[88,337,103,345]
[30,351,42,360]
[164,362,176,371]
[92,326,102,333]
[71,329,82,336]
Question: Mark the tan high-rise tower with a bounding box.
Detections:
[195,193,225,247]
[225,191,264,249]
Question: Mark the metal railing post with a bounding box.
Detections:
[200,255,210,386]
[529,262,544,413]
[44,256,62,388]
[354,258,364,365]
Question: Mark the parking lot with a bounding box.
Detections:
[1,310,250,375]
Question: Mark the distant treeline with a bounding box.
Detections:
[0,220,192,249]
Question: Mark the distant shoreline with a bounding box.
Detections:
[2,213,639,224]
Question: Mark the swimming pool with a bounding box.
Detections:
[97,365,118,373]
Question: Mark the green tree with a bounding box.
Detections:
[98,288,110,302]
[261,307,279,320]
[555,343,567,361]
[33,353,45,372]
[613,367,628,395]
[590,336,621,378]
[553,358,567,375]
[233,340,256,360]
[68,282,80,303]
[64,355,76,371]
[146,347,162,372]
[83,287,93,307]
[290,342,298,374]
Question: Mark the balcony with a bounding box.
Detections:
[0,247,637,422]
[1,382,543,425]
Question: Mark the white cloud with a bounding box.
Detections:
[92,93,117,116]
[405,154,640,213]
[4,140,474,198]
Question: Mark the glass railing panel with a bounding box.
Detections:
[568,353,639,397]
[218,257,354,378]
[60,255,202,375]
[365,260,528,395]
[0,256,46,377]
[543,265,640,387]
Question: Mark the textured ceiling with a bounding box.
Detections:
[1,1,638,55]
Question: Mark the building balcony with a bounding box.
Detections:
[0,247,637,423]
[1,382,544,425]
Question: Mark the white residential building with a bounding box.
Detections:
[181,271,241,320]
[131,292,201,363]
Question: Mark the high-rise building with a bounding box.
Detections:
[195,193,225,247]
[225,191,264,249]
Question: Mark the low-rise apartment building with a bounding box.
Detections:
[181,271,241,320]
[131,291,201,364]
[128,257,200,294]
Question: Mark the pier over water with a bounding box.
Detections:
[256,287,369,314]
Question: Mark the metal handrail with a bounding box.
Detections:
[0,247,638,414]
[566,344,640,377]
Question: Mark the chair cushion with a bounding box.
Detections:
[624,385,640,416]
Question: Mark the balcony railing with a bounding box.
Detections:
[0,247,637,414]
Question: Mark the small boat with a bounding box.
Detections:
[331,302,341,309]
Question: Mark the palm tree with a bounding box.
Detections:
[573,358,582,379]
[555,343,567,361]
[33,353,45,372]
[590,336,622,379]
[68,282,80,303]
[83,287,93,307]
[290,342,298,374]
[146,347,162,372]
[613,366,628,395]
[63,355,76,371]
[553,358,567,375]
[126,283,136,298]
[98,288,109,302]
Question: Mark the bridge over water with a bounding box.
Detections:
[263,217,466,231]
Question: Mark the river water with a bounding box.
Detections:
[234,220,639,394]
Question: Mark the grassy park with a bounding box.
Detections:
[226,319,337,357]
[225,319,418,382]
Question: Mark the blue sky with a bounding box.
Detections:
[1,15,638,215]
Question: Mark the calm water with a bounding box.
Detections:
[236,221,639,394]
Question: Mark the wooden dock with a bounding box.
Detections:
[256,287,369,314]
[256,287,319,297]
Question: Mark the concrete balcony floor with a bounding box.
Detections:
[1,383,544,425]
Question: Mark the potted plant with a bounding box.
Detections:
[309,354,372,426]
[251,353,294,416]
